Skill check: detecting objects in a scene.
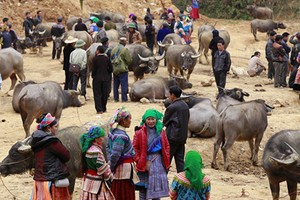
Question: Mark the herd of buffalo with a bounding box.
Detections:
[0,5,298,200]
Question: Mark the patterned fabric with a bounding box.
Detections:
[37,113,56,130]
[137,153,169,199]
[30,181,70,200]
[80,126,106,153]
[109,107,130,129]
[170,172,210,200]
[141,109,164,134]
[111,179,135,200]
[80,144,115,200]
[106,128,135,172]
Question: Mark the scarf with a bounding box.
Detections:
[36,113,56,130]
[80,126,105,153]
[184,150,205,191]
[109,107,131,130]
[140,109,163,134]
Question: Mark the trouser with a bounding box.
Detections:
[72,68,87,97]
[52,41,62,59]
[281,61,288,87]
[273,61,285,87]
[64,69,73,90]
[267,58,275,79]
[92,80,110,112]
[147,42,154,52]
[169,143,185,173]
[113,72,128,102]
[213,70,227,98]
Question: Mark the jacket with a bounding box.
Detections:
[111,44,132,75]
[31,130,70,181]
[213,50,231,72]
[265,38,274,60]
[63,44,75,71]
[272,42,286,62]
[133,125,170,172]
[69,48,87,70]
[92,54,113,81]
[51,23,65,37]
[126,30,142,44]
[163,99,190,144]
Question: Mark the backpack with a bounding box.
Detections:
[291,43,300,66]
[111,45,127,75]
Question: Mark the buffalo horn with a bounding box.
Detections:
[39,30,46,35]
[29,29,33,35]
[181,51,187,57]
[155,51,165,61]
[270,155,296,165]
[285,142,300,158]
[169,74,184,80]
[191,53,201,59]
[241,91,250,96]
[236,90,242,99]
[52,36,56,40]
[17,136,32,153]
[168,39,174,45]
[157,41,165,47]
[138,54,150,62]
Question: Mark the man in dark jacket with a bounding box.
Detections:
[23,12,34,38]
[51,16,65,59]
[145,18,156,52]
[281,32,291,87]
[63,36,78,90]
[74,18,88,32]
[0,26,12,48]
[272,35,286,88]
[209,29,224,66]
[213,39,231,99]
[92,45,113,114]
[163,85,190,173]
[265,30,277,81]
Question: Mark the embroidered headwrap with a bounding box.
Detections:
[140,109,164,134]
[80,126,105,153]
[184,150,205,191]
[109,107,131,129]
[37,113,56,130]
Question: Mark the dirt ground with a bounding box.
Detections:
[1,13,300,200]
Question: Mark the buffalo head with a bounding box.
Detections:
[29,29,46,48]
[181,51,200,70]
[52,34,65,51]
[0,137,33,176]
[157,40,174,48]
[223,88,249,101]
[66,90,82,107]
[277,22,287,29]
[246,4,256,12]
[138,51,165,73]
[169,74,192,89]
[270,142,300,167]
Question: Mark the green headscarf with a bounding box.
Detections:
[80,126,105,153]
[140,109,164,134]
[184,150,205,191]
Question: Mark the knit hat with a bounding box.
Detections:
[37,113,56,130]
[127,23,136,29]
[184,150,206,191]
[80,126,105,153]
[140,109,164,134]
[75,39,86,48]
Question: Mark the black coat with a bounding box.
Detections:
[92,54,113,81]
[63,44,75,71]
[163,98,190,144]
[74,23,88,32]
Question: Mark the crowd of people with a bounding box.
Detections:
[29,85,210,200]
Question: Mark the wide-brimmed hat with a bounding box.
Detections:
[75,39,86,48]
[127,23,136,29]
[65,36,78,44]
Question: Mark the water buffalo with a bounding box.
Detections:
[129,75,192,102]
[18,81,82,137]
[126,44,165,81]
[66,16,90,31]
[198,30,230,64]
[197,24,215,37]
[185,96,219,138]
[251,19,286,41]
[92,10,125,23]
[0,48,25,92]
[63,30,93,50]
[0,126,84,196]
[28,29,46,55]
[106,29,119,43]
[246,4,273,19]
[35,22,54,41]
[262,130,300,200]
[157,33,183,50]
[166,44,200,82]
[212,99,268,171]
[12,81,36,113]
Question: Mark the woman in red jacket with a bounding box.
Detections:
[133,109,170,200]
